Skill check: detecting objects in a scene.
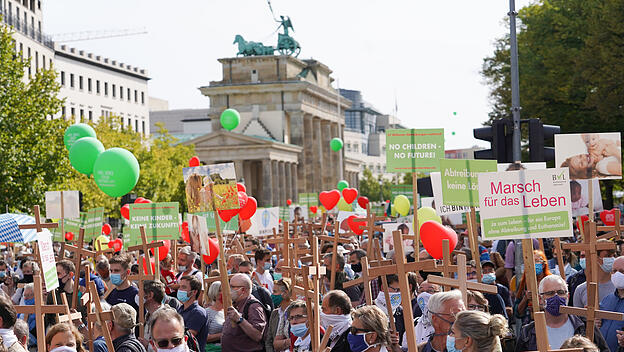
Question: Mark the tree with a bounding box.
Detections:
[0,23,69,212]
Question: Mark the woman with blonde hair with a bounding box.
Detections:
[448,310,508,352]
[45,323,85,352]
[348,305,394,352]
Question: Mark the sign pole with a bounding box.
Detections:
[412,172,419,261]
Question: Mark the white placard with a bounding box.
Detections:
[45,191,80,219]
[430,172,471,215]
[187,214,210,256]
[382,222,414,253]
[570,179,603,216]
[247,207,280,237]
[289,205,309,222]
[37,231,59,291]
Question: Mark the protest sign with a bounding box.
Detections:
[478,168,573,239]
[440,159,497,207]
[555,132,622,180]
[187,214,210,255]
[45,191,80,220]
[289,205,308,222]
[570,179,603,216]
[183,162,239,212]
[431,172,471,215]
[382,222,414,253]
[386,129,444,172]
[497,162,546,171]
[128,202,179,246]
[194,211,239,233]
[37,231,59,291]
[247,207,280,237]
[52,213,86,242]
[299,192,319,217]
[84,207,104,240]
[391,185,414,203]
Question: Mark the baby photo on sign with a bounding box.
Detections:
[555,133,622,180]
[187,214,210,256]
[183,163,239,212]
[569,179,603,217]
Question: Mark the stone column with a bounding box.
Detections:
[261,159,273,207]
[234,160,244,183]
[279,161,286,206]
[312,117,323,192]
[321,121,332,190]
[303,115,314,193]
[291,163,299,202]
[290,112,305,147]
[272,160,279,207]
[331,123,342,185]
[285,162,292,202]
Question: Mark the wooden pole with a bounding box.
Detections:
[215,211,232,309]
[412,173,419,261]
[554,238,566,281]
[392,230,417,350]
[588,180,594,221]
[60,191,65,242]
[468,207,482,282]
[522,239,540,315]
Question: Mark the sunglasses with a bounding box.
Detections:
[350,327,372,335]
[155,337,183,348]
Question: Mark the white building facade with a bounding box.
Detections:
[1,0,150,134]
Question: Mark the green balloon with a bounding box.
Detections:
[64,123,96,150]
[220,109,240,131]
[337,180,349,191]
[330,138,343,151]
[93,148,140,197]
[69,137,105,175]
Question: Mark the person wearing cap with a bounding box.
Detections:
[481,260,512,318]
[109,303,146,352]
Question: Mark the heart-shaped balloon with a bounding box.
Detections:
[202,238,220,265]
[189,156,200,167]
[150,240,170,261]
[65,232,74,241]
[310,206,318,214]
[239,197,257,220]
[120,204,130,220]
[578,215,589,234]
[181,221,190,243]
[218,208,238,222]
[319,190,340,210]
[238,191,248,209]
[236,183,246,193]
[110,239,123,252]
[357,196,369,209]
[420,221,458,260]
[287,199,292,206]
[342,188,358,204]
[600,209,616,226]
[102,223,112,235]
[347,215,365,235]
[240,218,252,232]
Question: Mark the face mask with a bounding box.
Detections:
[544,295,567,316]
[579,258,586,270]
[271,294,283,307]
[273,273,282,280]
[351,263,362,273]
[482,273,496,284]
[319,312,351,330]
[49,347,78,352]
[389,292,401,310]
[263,262,271,271]
[178,265,187,272]
[22,275,33,283]
[601,257,615,273]
[227,270,232,275]
[290,323,308,337]
[77,291,83,300]
[155,342,189,352]
[24,298,34,305]
[347,333,379,352]
[110,273,123,286]
[0,271,6,278]
[177,290,190,303]
[612,271,624,289]
[535,263,544,276]
[231,288,240,302]
[446,335,462,352]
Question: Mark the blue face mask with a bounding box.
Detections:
[482,273,496,284]
[110,273,123,286]
[177,290,190,303]
[271,294,283,307]
[601,257,615,273]
[446,336,463,352]
[580,258,586,270]
[273,272,282,280]
[263,262,271,271]
[290,323,308,337]
[0,271,6,278]
[535,263,544,276]
[347,333,377,352]
[24,298,34,305]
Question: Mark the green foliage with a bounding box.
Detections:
[0,24,69,212]
[357,168,400,202]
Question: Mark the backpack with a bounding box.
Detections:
[242,296,271,352]
[184,328,201,352]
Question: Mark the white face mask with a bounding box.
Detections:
[612,271,624,289]
[49,347,77,352]
[155,342,189,352]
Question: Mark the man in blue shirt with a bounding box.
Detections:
[106,253,139,313]
[176,275,208,352]
[600,256,624,352]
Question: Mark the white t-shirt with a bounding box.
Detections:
[546,318,574,350]
[253,269,274,293]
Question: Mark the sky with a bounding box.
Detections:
[43,0,533,149]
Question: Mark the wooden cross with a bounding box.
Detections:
[597,209,623,240]
[18,205,58,270]
[522,238,542,315]
[318,221,352,290]
[467,208,483,282]
[352,204,385,256]
[307,235,325,352]
[87,281,115,352]
[562,221,615,284]
[560,282,624,342]
[63,228,96,309]
[14,275,68,352]
[553,238,567,280]
[127,226,166,279]
[532,312,584,352]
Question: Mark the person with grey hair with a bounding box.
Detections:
[222,273,266,352]
[448,310,508,352]
[418,289,465,352]
[205,281,224,349]
[95,258,111,286]
[349,305,397,351]
[149,308,190,352]
[515,274,608,352]
[12,319,28,350]
[173,246,203,295]
[138,280,181,351]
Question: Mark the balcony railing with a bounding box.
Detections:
[1,10,54,49]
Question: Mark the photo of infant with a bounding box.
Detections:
[569,179,603,216]
[555,133,621,180]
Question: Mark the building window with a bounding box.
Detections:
[60,71,65,86]
[135,119,138,131]
[79,76,83,90]
[134,90,137,103]
[120,86,123,99]
[142,121,145,134]
[96,80,100,94]
[128,118,132,130]
[127,88,130,101]
[27,47,30,77]
[35,51,38,71]
[88,111,92,121]
[70,74,74,88]
[141,92,145,105]
[80,109,84,119]
[87,78,92,92]
[104,82,108,96]
[42,54,45,69]
[112,84,116,98]
[71,107,75,118]
[61,106,65,118]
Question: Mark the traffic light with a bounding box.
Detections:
[473,119,513,162]
[528,118,560,162]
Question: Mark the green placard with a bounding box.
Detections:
[194,212,239,233]
[440,159,497,207]
[279,207,290,221]
[52,212,86,242]
[391,185,415,203]
[84,207,105,241]
[298,193,318,206]
[386,129,445,172]
[128,202,180,246]
[482,211,570,238]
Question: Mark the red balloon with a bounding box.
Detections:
[286,199,292,206]
[135,197,152,204]
[578,215,590,234]
[310,206,318,214]
[238,191,248,209]
[357,196,369,209]
[239,197,257,220]
[236,183,247,193]
[108,239,122,252]
[181,221,190,243]
[189,156,200,167]
[120,204,130,220]
[150,240,170,261]
[319,190,341,210]
[140,256,156,275]
[65,232,74,241]
[202,238,220,265]
[600,209,616,226]
[347,215,365,235]
[102,223,112,235]
[420,221,458,260]
[342,188,358,204]
[218,209,238,222]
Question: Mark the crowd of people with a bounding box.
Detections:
[2,211,624,352]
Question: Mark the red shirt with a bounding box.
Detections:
[161,269,176,294]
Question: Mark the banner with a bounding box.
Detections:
[478,168,573,239]
[247,207,280,237]
[52,213,86,242]
[386,129,444,172]
[45,191,80,220]
[430,172,471,215]
[84,207,105,241]
[391,185,415,204]
[441,159,497,207]
[128,202,180,246]
[37,231,59,291]
[555,132,622,180]
[193,212,239,233]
